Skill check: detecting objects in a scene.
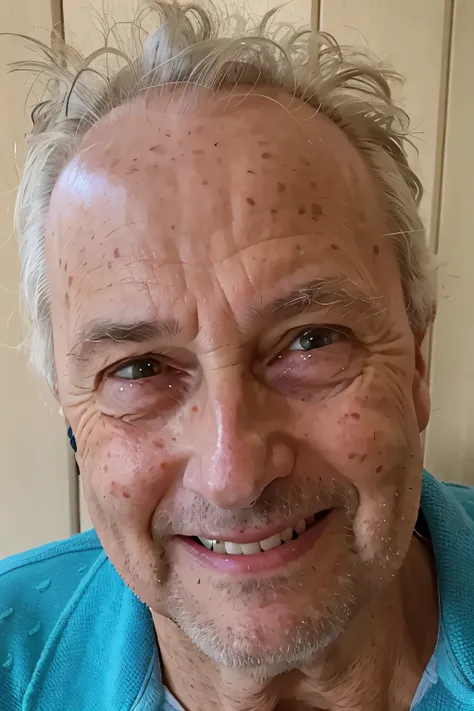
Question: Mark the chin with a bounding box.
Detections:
[165,569,361,673]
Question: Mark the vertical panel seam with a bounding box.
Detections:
[311,0,321,32]
[50,0,65,41]
[429,0,455,257]
[425,0,455,392]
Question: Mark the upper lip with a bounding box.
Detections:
[177,510,330,545]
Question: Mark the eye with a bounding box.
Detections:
[113,358,162,380]
[288,327,345,352]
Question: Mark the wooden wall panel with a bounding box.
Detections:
[63,0,314,54]
[424,0,474,484]
[319,0,452,252]
[0,0,76,556]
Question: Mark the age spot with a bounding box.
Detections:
[376,465,383,473]
[277,182,286,193]
[246,197,255,207]
[348,453,357,459]
[298,207,306,215]
[202,179,208,186]
[331,244,339,250]
[261,152,271,159]
[373,244,380,257]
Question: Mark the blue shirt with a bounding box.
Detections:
[1,471,474,710]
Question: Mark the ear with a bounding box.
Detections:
[412,330,431,433]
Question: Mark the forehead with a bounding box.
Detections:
[46,86,400,337]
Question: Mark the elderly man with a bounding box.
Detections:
[1,2,474,710]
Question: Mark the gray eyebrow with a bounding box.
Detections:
[68,319,179,362]
[249,277,383,323]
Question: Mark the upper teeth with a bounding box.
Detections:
[197,518,310,555]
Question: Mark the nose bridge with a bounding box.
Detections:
[187,365,277,509]
[209,366,265,507]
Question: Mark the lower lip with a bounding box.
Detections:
[174,510,333,575]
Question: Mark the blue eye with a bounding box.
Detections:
[289,328,344,352]
[113,358,161,380]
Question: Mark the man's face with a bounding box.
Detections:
[46,87,429,672]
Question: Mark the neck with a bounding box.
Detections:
[152,536,438,711]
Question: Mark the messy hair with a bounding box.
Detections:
[11,0,435,386]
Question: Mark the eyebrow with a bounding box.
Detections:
[249,277,383,324]
[68,277,383,364]
[68,319,179,363]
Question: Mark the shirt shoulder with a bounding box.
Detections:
[0,530,105,709]
[442,481,474,522]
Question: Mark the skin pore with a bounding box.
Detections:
[45,86,438,710]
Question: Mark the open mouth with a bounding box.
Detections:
[191,509,331,555]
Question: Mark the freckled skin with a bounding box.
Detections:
[45,87,435,710]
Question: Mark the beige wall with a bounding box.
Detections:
[1,0,472,549]
[424,0,474,484]
[0,0,77,556]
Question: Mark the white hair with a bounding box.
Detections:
[12,0,435,386]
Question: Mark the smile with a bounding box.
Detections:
[191,510,330,555]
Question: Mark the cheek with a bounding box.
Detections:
[80,420,174,530]
[296,373,422,548]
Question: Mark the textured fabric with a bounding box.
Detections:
[1,471,474,710]
[0,530,162,711]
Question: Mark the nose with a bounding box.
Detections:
[183,368,294,510]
